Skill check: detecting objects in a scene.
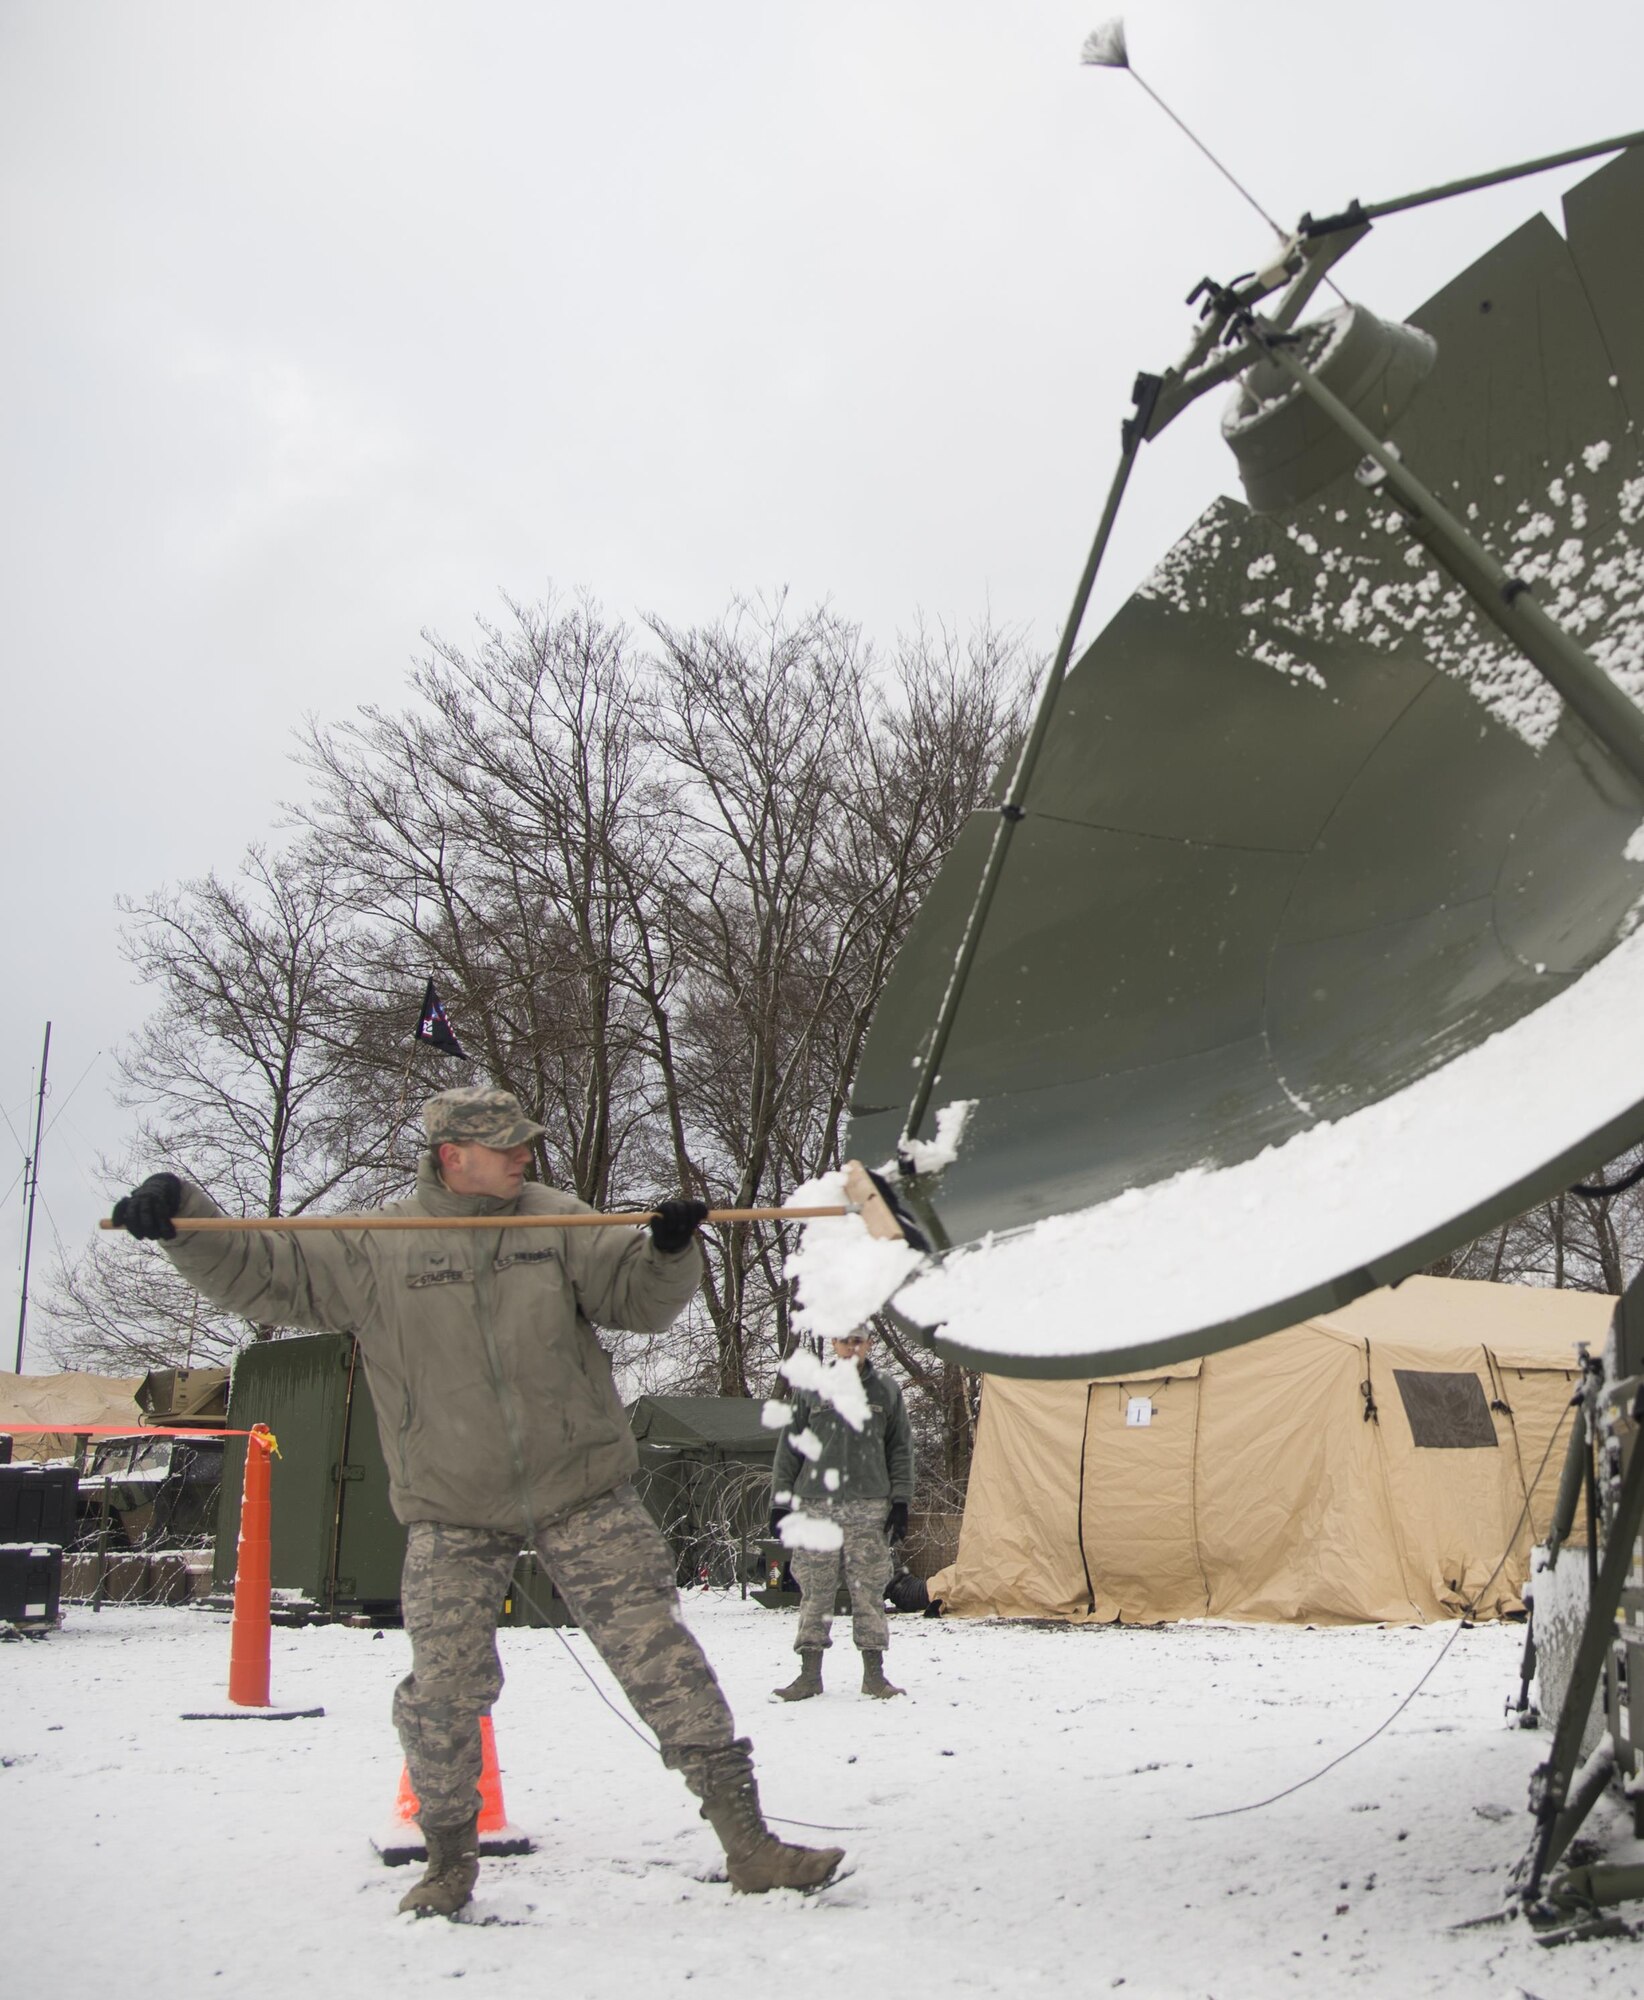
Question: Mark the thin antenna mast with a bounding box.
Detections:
[14,1020,51,1373]
[1080,19,1283,236]
[1080,19,1347,304]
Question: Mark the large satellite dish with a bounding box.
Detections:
[847,143,1644,1378]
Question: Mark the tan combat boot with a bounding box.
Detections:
[772,1649,824,1702]
[701,1771,844,1892]
[397,1818,480,1917]
[860,1649,904,1699]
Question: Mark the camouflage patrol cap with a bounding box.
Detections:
[423,1087,545,1150]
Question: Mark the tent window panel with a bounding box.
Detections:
[1392,1368,1498,1449]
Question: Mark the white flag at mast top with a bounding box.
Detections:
[1079,20,1129,69]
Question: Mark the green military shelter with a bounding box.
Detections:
[628,1396,776,1587]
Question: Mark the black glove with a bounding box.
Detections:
[650,1197,709,1255]
[885,1500,909,1544]
[770,1505,789,1541]
[111,1172,184,1242]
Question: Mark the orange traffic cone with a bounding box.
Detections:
[374,1712,534,1864]
[227,1425,277,1707]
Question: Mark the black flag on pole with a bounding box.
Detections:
[414,980,468,1059]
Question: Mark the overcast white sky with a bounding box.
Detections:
[5,0,1644,1356]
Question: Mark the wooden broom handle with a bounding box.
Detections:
[100,1206,850,1233]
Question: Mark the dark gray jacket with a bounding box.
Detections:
[163,1159,700,1535]
[772,1360,915,1508]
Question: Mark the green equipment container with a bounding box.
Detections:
[215,1333,405,1621]
[497,1548,574,1628]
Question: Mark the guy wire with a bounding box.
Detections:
[1128,69,1282,239]
[1121,66,1348,307]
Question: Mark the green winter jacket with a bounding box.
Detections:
[162,1159,701,1536]
[771,1360,915,1508]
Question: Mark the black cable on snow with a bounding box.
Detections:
[511,1575,864,1835]
[1188,1401,1575,1821]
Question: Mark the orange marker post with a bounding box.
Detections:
[228,1424,278,1707]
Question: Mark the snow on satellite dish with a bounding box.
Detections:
[840,142,1644,1378]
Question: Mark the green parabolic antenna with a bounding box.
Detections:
[847,146,1644,1378]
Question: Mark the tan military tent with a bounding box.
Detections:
[0,1372,144,1461]
[929,1277,1611,1626]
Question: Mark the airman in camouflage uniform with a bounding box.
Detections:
[112,1085,843,1914]
[771,1329,915,1700]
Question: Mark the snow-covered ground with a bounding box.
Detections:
[4,1596,1642,1996]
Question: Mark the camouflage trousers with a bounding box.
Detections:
[394,1483,746,1831]
[790,1495,893,1654]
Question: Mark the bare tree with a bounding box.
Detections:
[51,587,1034,1504]
[639,599,869,1391]
[641,601,1034,1397]
[43,1239,243,1371]
[300,594,674,1209]
[42,845,406,1366]
[113,847,404,1216]
[1427,1143,1644,1295]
